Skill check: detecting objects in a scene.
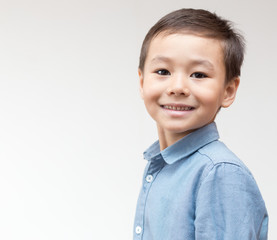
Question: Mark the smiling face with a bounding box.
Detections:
[139,33,239,147]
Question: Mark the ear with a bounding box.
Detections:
[138,68,144,99]
[221,77,240,108]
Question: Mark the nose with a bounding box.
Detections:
[166,74,190,96]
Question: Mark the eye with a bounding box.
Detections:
[191,72,207,78]
[156,69,171,76]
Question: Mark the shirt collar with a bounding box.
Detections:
[143,122,219,164]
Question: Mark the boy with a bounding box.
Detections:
[133,8,268,240]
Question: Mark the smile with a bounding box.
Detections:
[162,105,194,111]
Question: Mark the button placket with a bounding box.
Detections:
[134,156,164,239]
[146,174,153,183]
[135,226,142,234]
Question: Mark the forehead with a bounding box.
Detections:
[146,33,224,67]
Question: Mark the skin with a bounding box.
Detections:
[139,33,240,150]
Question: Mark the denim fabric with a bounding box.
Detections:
[133,122,268,240]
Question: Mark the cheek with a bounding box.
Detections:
[142,84,164,118]
[194,86,224,109]
[143,81,162,101]
[142,86,158,109]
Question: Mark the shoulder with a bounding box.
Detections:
[196,139,253,176]
[194,142,268,239]
[194,140,262,196]
[194,139,266,209]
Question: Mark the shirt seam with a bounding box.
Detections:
[194,150,243,203]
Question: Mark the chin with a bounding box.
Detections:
[166,127,195,135]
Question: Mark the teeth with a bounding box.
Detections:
[163,105,193,111]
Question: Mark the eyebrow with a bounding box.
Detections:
[190,59,214,70]
[150,55,215,70]
[150,56,172,64]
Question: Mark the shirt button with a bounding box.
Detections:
[146,175,153,183]
[135,226,142,234]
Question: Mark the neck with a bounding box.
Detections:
[157,125,193,150]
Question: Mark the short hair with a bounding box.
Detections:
[139,8,245,83]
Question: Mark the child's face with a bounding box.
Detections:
[139,33,239,142]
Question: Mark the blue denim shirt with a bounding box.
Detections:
[133,122,268,240]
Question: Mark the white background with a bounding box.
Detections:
[0,0,276,239]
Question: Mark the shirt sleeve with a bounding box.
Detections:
[194,162,268,240]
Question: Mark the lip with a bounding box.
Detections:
[161,103,195,117]
[161,103,195,110]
